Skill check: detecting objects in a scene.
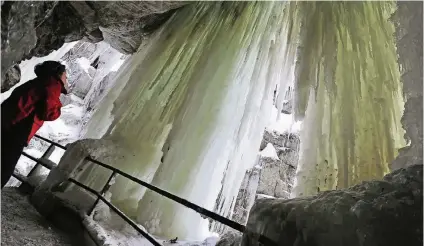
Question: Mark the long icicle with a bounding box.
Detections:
[292,1,405,197]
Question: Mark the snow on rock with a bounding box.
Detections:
[259,143,279,160]
[255,194,275,200]
[230,132,297,227]
[243,165,423,246]
[215,231,242,246]
[83,214,219,246]
[37,104,85,145]
[259,130,300,152]
[76,57,93,74]
[267,106,296,134]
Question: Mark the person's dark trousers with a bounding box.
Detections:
[1,140,26,188]
[1,116,33,188]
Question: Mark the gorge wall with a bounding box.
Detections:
[1,1,187,91]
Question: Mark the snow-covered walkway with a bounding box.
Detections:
[1,188,75,246]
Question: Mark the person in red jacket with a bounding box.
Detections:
[1,61,68,188]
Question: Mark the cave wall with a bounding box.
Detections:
[391,1,423,170]
[1,1,187,91]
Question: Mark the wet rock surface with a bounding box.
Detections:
[232,167,261,225]
[242,164,423,246]
[259,131,300,152]
[231,130,298,228]
[1,1,188,90]
[256,157,295,198]
[1,187,74,246]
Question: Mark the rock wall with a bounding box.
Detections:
[1,1,188,91]
[242,164,423,246]
[229,130,299,228]
[228,83,299,229]
[256,156,296,199]
[59,41,126,101]
[391,1,423,170]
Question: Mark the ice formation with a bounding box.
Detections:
[5,0,408,242]
[79,1,297,240]
[75,0,408,240]
[290,1,406,196]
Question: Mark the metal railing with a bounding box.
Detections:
[13,134,276,246]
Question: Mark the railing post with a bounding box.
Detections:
[15,136,279,246]
[27,144,56,178]
[19,144,55,193]
[88,171,117,216]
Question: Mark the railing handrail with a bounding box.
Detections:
[34,134,67,149]
[24,134,277,245]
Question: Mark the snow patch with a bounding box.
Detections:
[259,143,279,159]
[83,215,219,246]
[110,59,126,72]
[267,106,297,134]
[256,194,276,199]
[76,57,92,74]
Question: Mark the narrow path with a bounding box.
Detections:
[1,187,74,246]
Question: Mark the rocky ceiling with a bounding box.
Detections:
[1,1,188,91]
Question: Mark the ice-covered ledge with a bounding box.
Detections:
[32,138,149,215]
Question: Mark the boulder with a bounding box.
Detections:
[242,164,423,246]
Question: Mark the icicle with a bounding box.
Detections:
[78,0,406,240]
[80,1,299,240]
[292,1,406,197]
[137,2,295,239]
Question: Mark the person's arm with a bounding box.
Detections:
[36,79,63,121]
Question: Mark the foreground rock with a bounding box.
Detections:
[216,231,243,246]
[1,188,74,246]
[242,164,423,246]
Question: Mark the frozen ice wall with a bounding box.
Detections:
[291,1,406,196]
[78,0,406,240]
[80,1,298,240]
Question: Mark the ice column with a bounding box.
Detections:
[136,2,299,240]
[292,1,406,197]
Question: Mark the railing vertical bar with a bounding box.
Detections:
[85,156,246,230]
[87,171,117,216]
[16,137,279,246]
[69,178,162,246]
[27,144,55,178]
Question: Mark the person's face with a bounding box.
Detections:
[60,71,68,85]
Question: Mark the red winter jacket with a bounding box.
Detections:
[1,77,64,143]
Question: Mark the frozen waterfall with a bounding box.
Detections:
[76,0,406,241]
[80,1,297,240]
[291,1,406,197]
